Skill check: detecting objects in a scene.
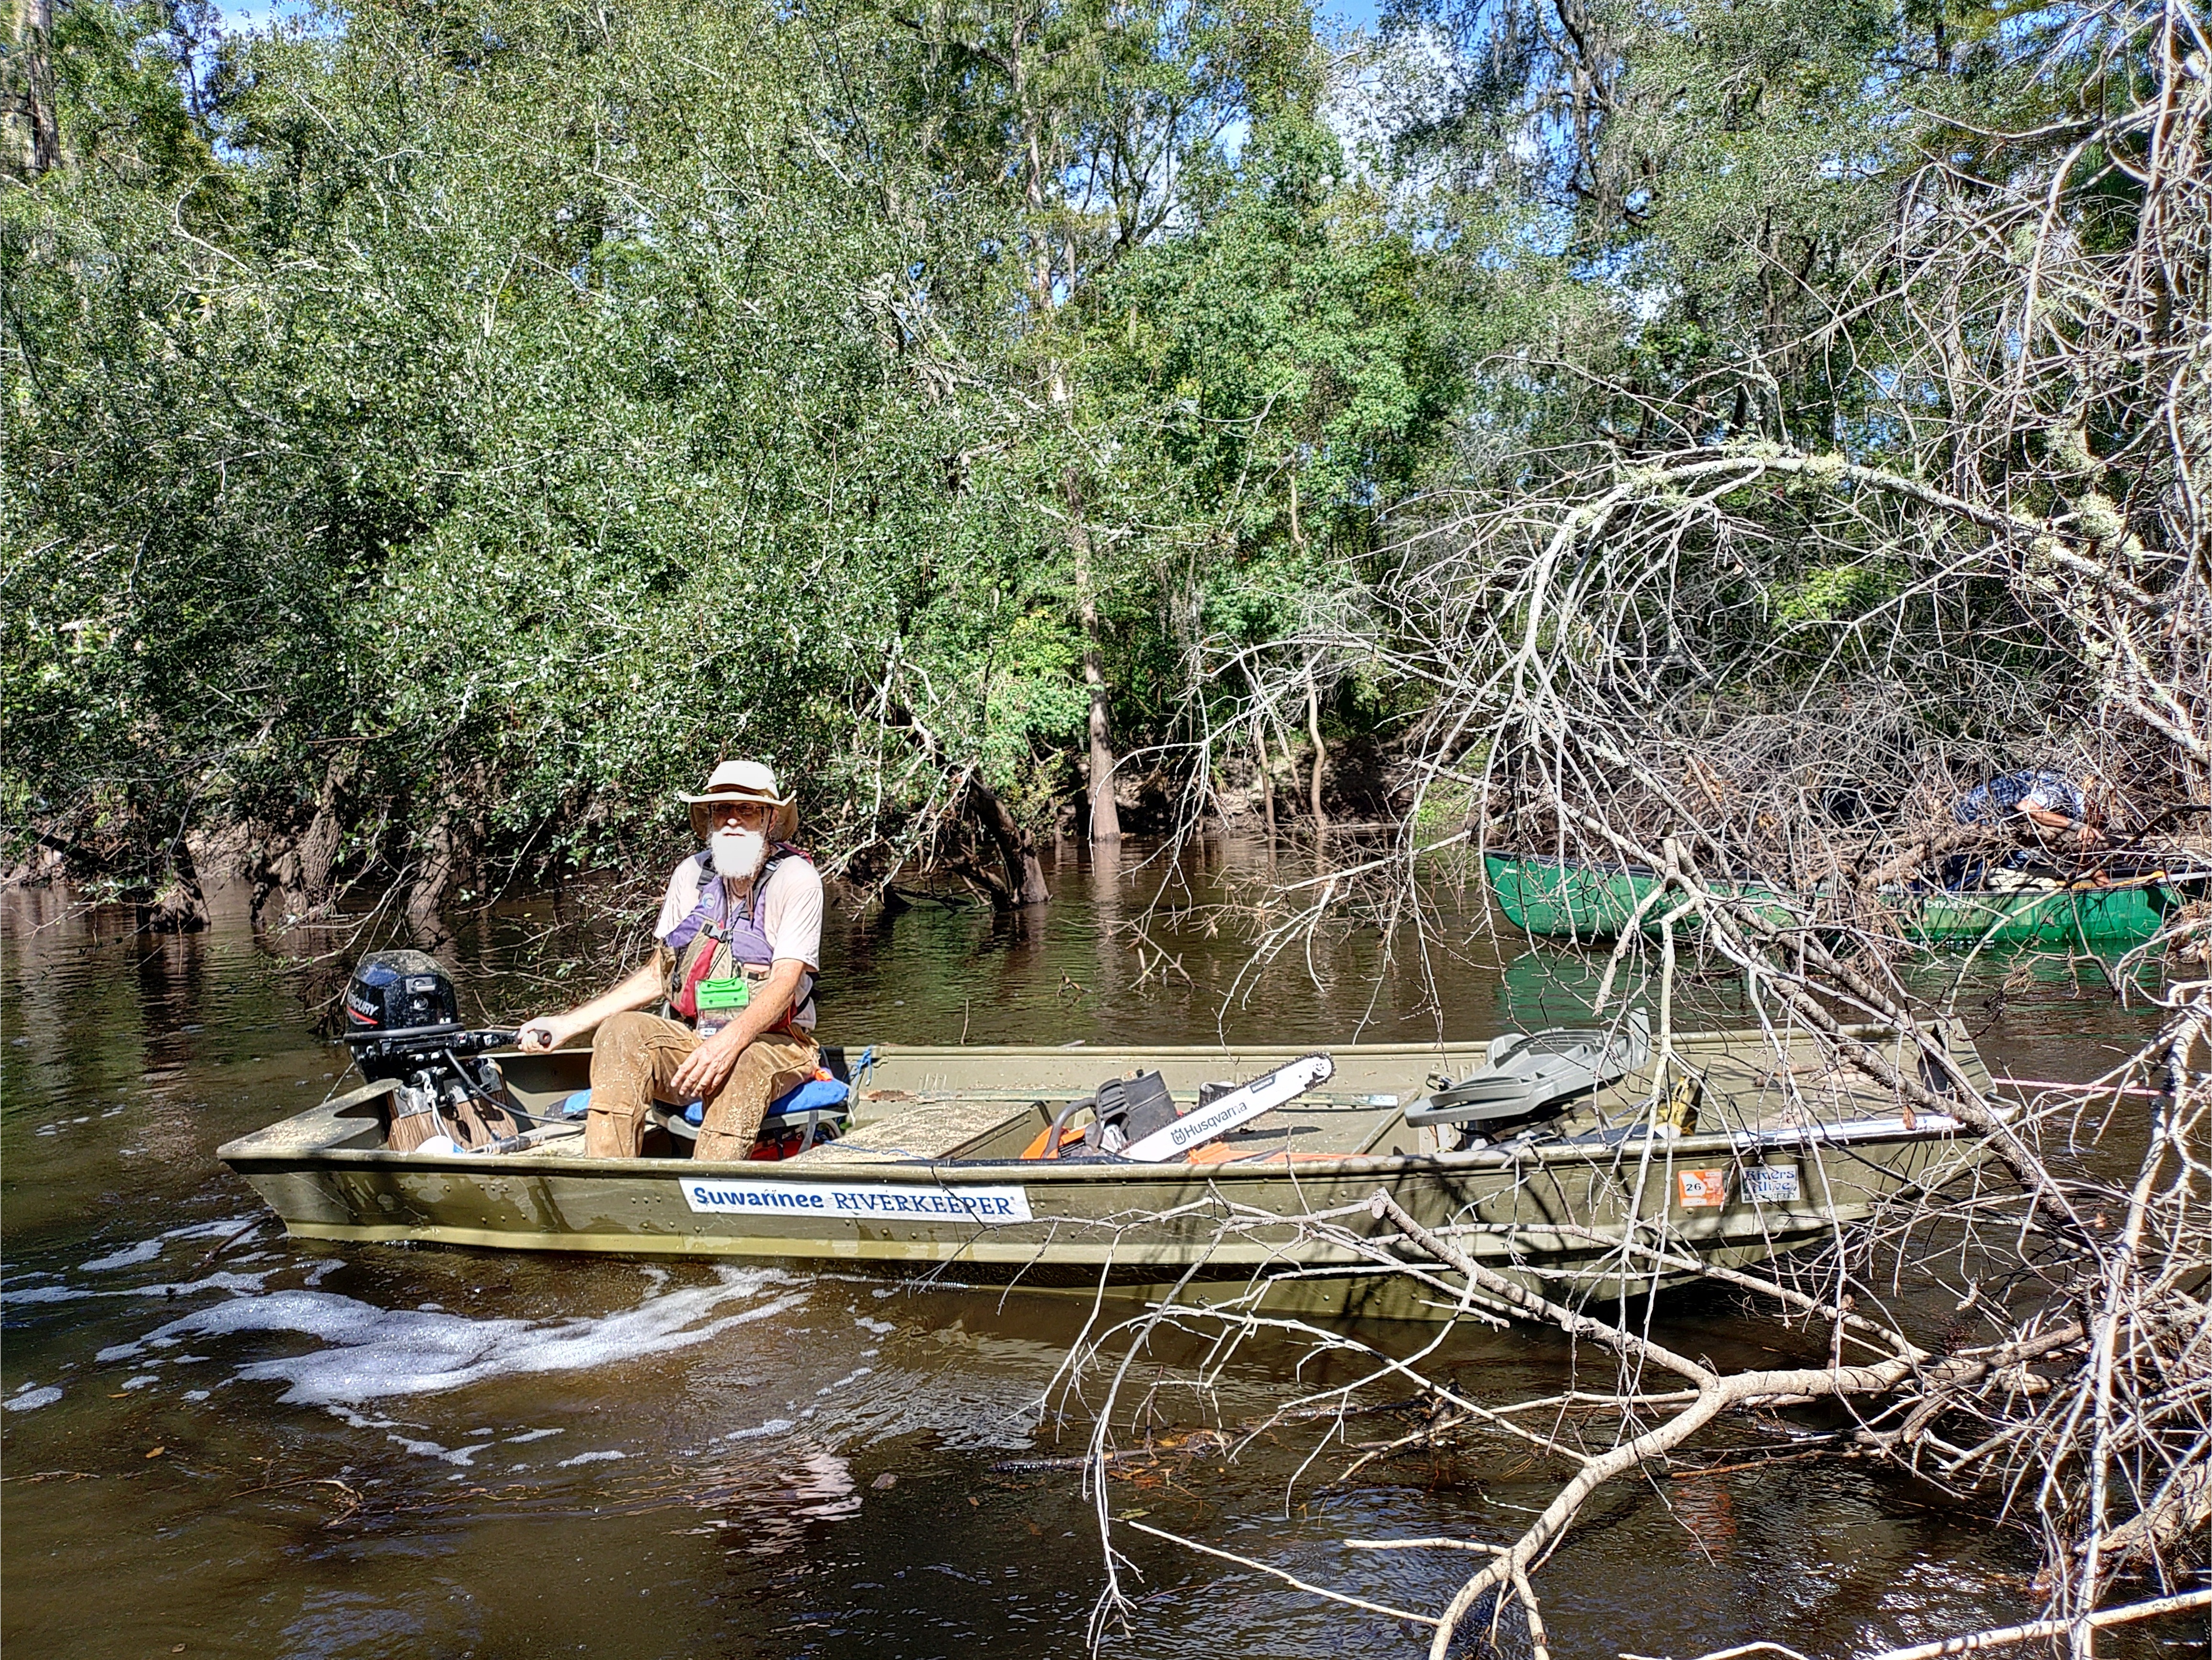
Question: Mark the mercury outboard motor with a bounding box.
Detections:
[341,951,518,1150]
[345,950,465,1079]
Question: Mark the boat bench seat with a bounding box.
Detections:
[794,1093,1415,1165]
[790,1093,1050,1165]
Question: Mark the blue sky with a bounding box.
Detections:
[210,0,305,33]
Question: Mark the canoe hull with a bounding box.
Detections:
[1486,852,2182,948]
[1897,883,2176,946]
[1484,853,1794,941]
[1486,852,1662,940]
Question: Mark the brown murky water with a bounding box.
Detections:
[0,841,2182,1660]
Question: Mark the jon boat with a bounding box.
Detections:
[221,1018,1997,1322]
[1486,851,2198,950]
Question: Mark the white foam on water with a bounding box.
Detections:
[557,1450,626,1467]
[98,1267,804,1405]
[393,1430,475,1464]
[12,1267,272,1320]
[130,1271,275,1300]
[5,1386,62,1412]
[3,1284,94,1307]
[80,1219,258,1274]
[717,1417,796,1442]
[325,1404,485,1466]
[505,1428,564,1443]
[78,1240,165,1273]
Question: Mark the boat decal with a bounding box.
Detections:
[1739,1166,1802,1202]
[680,1178,1033,1224]
[1676,1169,1728,1208]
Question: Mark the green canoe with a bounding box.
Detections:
[1483,853,1795,941]
[1887,881,2179,948]
[1485,852,2189,949]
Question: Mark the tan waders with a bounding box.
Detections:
[585,1011,820,1160]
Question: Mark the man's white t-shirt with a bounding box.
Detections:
[653,853,824,1029]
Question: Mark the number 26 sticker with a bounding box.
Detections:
[1676,1169,1728,1208]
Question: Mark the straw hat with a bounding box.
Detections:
[680,759,798,843]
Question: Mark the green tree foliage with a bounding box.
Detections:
[2,0,2191,919]
[7,0,1070,908]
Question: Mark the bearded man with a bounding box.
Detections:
[517,760,824,1160]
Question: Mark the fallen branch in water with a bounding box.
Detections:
[1122,1516,1442,1629]
[1056,1042,2208,1657]
[1847,1588,2212,1660]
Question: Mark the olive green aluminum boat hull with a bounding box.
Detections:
[221,1032,1993,1322]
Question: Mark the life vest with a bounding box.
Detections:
[663,846,816,1034]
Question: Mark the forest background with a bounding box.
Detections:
[3,0,2202,930]
[7,0,2207,1639]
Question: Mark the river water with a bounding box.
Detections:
[0,841,2180,1660]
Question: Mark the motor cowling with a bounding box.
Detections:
[339,951,518,1149]
[343,950,464,1083]
[346,950,459,1033]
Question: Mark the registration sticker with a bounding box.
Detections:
[1740,1166,1802,1203]
[1675,1169,1729,1208]
[680,1179,1033,1225]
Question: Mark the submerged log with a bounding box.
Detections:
[140,840,208,933]
[964,775,1050,908]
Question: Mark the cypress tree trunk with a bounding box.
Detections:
[143,838,209,933]
[404,764,487,944]
[1254,722,1275,838]
[296,755,353,917]
[9,0,59,175]
[1305,664,1328,827]
[405,811,461,945]
[1065,467,1122,842]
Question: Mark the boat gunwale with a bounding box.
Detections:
[219,1106,1976,1179]
[1483,847,2201,895]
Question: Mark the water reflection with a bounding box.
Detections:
[0,846,2176,1660]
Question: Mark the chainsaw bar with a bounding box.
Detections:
[1120,1053,1337,1163]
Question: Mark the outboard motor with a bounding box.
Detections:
[344,950,465,1080]
[341,951,518,1151]
[1406,1011,1653,1150]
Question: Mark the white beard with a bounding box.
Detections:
[709,827,767,880]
